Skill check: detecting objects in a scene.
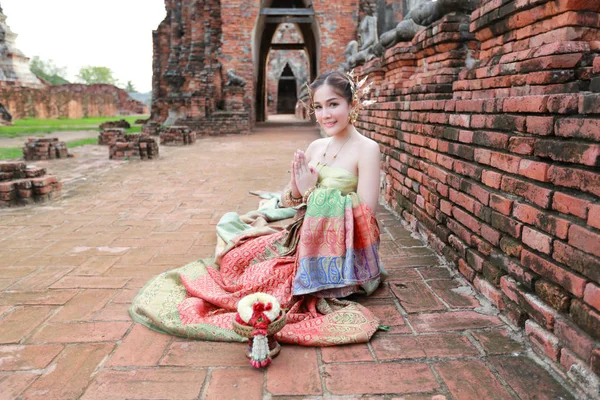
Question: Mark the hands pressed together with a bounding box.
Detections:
[291,150,318,198]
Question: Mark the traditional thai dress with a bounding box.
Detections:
[130,164,386,345]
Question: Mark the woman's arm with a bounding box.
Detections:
[357,140,381,212]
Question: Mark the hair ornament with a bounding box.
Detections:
[346,70,376,124]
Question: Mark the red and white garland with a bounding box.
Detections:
[235,293,281,368]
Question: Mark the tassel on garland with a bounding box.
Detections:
[235,292,282,369]
[250,334,271,368]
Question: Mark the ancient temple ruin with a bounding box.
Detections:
[0,3,148,121]
[150,0,361,133]
[0,5,44,89]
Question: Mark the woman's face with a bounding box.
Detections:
[313,84,352,137]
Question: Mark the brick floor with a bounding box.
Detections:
[0,119,579,399]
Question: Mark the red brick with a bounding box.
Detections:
[520,290,559,330]
[449,189,477,214]
[28,321,130,344]
[453,207,482,234]
[491,211,522,238]
[267,346,321,396]
[106,324,172,367]
[0,344,64,371]
[500,236,523,258]
[535,280,571,313]
[522,249,587,297]
[471,329,524,355]
[372,333,479,360]
[547,94,579,114]
[584,283,600,312]
[474,276,504,309]
[458,258,477,282]
[0,289,77,306]
[367,303,411,333]
[50,289,117,322]
[324,362,439,395]
[535,139,600,167]
[502,176,552,209]
[548,165,600,197]
[0,306,54,344]
[588,203,600,229]
[579,93,600,114]
[204,369,263,400]
[553,241,600,282]
[80,369,207,400]
[503,95,548,113]
[554,316,595,361]
[526,116,554,135]
[320,343,373,363]
[570,299,600,340]
[512,202,570,239]
[436,359,513,400]
[409,310,502,333]
[482,170,502,189]
[490,152,521,174]
[0,374,39,400]
[522,226,553,254]
[160,341,248,367]
[490,355,576,400]
[508,136,535,155]
[429,279,480,308]
[525,320,561,361]
[440,199,453,215]
[474,148,492,164]
[568,223,600,258]
[489,193,514,215]
[555,117,600,141]
[391,281,445,313]
[552,191,590,220]
[22,343,113,400]
[518,159,551,182]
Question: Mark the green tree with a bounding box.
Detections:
[125,80,137,93]
[29,56,70,85]
[76,66,118,85]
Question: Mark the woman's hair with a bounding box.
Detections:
[309,71,353,104]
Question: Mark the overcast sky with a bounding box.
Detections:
[2,0,166,93]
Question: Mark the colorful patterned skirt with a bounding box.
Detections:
[129,188,385,345]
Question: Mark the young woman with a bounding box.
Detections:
[130,71,386,346]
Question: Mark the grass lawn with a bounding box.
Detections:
[0,116,146,138]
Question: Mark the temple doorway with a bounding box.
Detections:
[253,0,320,122]
[276,64,297,114]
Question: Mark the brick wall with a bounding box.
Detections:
[0,83,148,120]
[354,0,600,394]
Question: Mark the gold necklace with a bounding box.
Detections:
[317,136,352,167]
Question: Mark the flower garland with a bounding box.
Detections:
[235,292,282,368]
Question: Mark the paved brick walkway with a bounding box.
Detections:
[0,120,579,399]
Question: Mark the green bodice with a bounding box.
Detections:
[315,164,358,195]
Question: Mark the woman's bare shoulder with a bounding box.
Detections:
[356,134,381,154]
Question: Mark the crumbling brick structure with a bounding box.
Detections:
[150,0,363,132]
[160,126,196,145]
[0,6,148,120]
[0,84,149,120]
[98,128,126,146]
[0,161,61,207]
[349,0,600,395]
[22,138,72,161]
[109,134,159,161]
